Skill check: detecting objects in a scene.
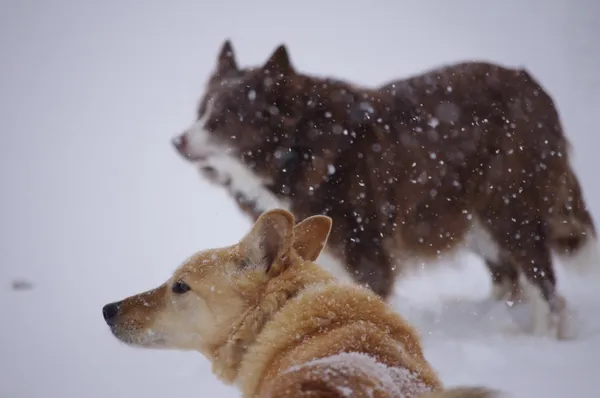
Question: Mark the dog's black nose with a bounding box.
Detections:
[102,302,121,325]
[172,134,187,152]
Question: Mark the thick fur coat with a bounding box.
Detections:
[103,209,505,397]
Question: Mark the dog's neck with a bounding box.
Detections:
[210,260,335,385]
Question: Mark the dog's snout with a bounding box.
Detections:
[171,133,208,162]
[102,301,121,325]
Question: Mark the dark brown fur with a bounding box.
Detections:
[173,41,595,331]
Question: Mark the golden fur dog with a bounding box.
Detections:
[102,209,505,397]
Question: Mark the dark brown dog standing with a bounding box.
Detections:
[172,40,598,339]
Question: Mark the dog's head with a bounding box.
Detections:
[172,40,366,198]
[172,40,296,166]
[102,209,332,359]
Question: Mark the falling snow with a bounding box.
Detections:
[2,3,599,398]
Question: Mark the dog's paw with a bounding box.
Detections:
[529,292,575,340]
[198,154,285,214]
[199,164,232,187]
[233,192,264,219]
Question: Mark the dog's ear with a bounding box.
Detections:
[216,39,238,75]
[263,44,294,77]
[239,209,295,273]
[292,215,332,262]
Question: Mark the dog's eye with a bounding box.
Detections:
[172,280,191,294]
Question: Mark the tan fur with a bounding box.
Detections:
[103,209,504,397]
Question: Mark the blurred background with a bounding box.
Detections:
[1,1,599,397]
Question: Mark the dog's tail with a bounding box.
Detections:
[541,157,599,273]
[505,69,599,273]
[419,386,509,398]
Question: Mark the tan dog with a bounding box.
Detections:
[102,209,505,398]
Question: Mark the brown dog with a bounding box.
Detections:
[171,40,598,339]
[102,209,505,398]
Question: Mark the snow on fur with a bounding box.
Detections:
[283,351,433,398]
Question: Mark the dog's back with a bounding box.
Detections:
[240,278,498,398]
[381,62,592,245]
[268,352,433,398]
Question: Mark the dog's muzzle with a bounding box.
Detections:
[172,133,212,162]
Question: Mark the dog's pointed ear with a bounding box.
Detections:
[239,209,295,273]
[216,39,238,74]
[263,44,294,76]
[292,215,332,262]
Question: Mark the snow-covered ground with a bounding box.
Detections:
[1,1,599,397]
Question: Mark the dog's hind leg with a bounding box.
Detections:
[477,188,573,339]
[484,217,571,339]
[516,242,570,338]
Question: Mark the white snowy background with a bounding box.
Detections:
[1,1,599,397]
